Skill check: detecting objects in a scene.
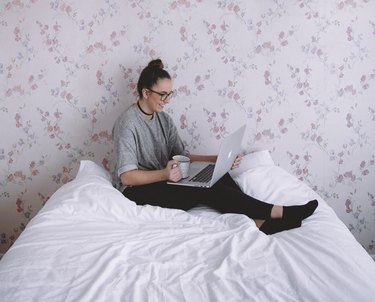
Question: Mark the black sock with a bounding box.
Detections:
[282,199,318,223]
[259,219,301,235]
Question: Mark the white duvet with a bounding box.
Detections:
[1,151,375,302]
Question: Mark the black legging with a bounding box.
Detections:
[123,173,274,219]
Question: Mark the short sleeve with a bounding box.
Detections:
[113,120,138,177]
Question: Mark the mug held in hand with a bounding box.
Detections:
[172,155,190,179]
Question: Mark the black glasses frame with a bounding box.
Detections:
[148,88,174,101]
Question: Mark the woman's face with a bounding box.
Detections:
[143,78,173,113]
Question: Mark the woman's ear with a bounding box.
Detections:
[142,88,149,99]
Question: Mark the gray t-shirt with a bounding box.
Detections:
[112,103,186,189]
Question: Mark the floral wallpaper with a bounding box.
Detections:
[1,0,374,255]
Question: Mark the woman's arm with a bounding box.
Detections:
[121,160,181,186]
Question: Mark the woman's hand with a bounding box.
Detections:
[165,160,182,182]
[231,155,242,170]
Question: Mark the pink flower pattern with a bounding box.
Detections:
[1,1,375,255]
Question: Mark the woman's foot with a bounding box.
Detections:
[258,200,318,234]
[282,199,318,223]
[259,219,301,235]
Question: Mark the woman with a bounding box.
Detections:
[113,59,318,234]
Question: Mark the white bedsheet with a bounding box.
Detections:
[1,151,375,301]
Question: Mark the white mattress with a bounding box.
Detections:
[1,151,374,301]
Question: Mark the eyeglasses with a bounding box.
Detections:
[148,88,174,102]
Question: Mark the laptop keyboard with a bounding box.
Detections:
[189,164,215,183]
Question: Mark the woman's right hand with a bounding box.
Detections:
[165,160,182,182]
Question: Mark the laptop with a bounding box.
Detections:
[167,125,246,188]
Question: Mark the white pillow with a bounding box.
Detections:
[75,160,112,182]
[229,150,274,178]
[39,160,135,219]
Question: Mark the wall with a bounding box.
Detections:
[1,0,374,254]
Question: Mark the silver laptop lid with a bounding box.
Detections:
[210,125,246,185]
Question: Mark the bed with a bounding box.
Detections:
[1,150,374,301]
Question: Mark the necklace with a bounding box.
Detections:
[137,101,153,116]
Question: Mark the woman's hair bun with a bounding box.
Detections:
[147,59,164,69]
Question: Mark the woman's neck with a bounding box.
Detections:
[137,100,154,119]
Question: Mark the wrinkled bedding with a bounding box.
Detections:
[1,151,374,302]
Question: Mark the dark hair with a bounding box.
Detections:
[137,59,171,98]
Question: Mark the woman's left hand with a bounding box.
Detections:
[231,155,242,170]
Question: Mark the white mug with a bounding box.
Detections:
[172,155,190,178]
